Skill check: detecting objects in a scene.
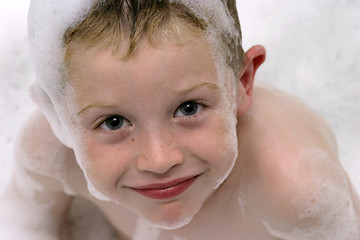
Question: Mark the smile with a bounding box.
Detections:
[131,175,200,200]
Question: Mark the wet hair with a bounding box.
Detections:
[64,0,245,78]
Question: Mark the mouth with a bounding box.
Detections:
[130,175,200,200]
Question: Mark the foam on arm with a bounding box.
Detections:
[262,147,360,240]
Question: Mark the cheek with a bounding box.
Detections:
[186,111,238,171]
[72,134,130,189]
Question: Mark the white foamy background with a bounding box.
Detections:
[0,0,359,198]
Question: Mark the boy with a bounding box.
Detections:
[0,0,359,239]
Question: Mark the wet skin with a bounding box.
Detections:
[6,39,360,239]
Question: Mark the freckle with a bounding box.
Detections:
[132,138,135,142]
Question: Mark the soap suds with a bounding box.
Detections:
[263,147,360,240]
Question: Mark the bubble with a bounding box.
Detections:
[83,172,112,202]
[28,0,95,97]
[238,182,248,218]
[263,147,360,240]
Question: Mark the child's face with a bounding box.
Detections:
[66,38,239,229]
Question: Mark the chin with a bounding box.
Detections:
[147,213,195,230]
[141,199,203,230]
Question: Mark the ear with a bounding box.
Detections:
[237,45,266,115]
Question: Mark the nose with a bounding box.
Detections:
[136,133,184,174]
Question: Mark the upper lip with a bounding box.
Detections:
[130,175,200,190]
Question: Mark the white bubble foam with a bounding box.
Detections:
[28,0,97,147]
[28,0,95,97]
[171,0,240,88]
[171,0,240,61]
[263,147,360,240]
[238,181,248,218]
[83,172,112,202]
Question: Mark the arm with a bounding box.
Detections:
[0,111,73,240]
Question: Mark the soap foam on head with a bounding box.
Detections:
[28,0,97,147]
[171,0,241,87]
[28,0,95,98]
[29,0,240,99]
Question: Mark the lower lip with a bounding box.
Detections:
[132,176,199,200]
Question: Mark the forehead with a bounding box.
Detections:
[66,39,230,121]
[65,36,237,114]
[69,36,220,88]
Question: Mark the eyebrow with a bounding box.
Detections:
[179,82,220,94]
[77,103,113,116]
[77,82,220,115]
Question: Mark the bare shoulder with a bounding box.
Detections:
[239,84,360,237]
[14,109,76,193]
[251,84,338,156]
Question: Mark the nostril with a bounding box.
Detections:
[136,148,185,174]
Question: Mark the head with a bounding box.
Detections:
[28,0,265,229]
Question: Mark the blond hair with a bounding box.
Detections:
[64,0,245,77]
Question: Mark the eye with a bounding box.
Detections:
[99,115,130,131]
[174,101,204,117]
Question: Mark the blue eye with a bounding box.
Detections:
[99,115,130,131]
[175,101,203,117]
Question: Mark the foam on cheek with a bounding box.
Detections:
[213,68,239,190]
[263,147,360,240]
[71,142,113,202]
[83,172,112,202]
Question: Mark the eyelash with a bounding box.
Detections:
[94,100,209,131]
[96,115,131,132]
[174,100,208,118]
